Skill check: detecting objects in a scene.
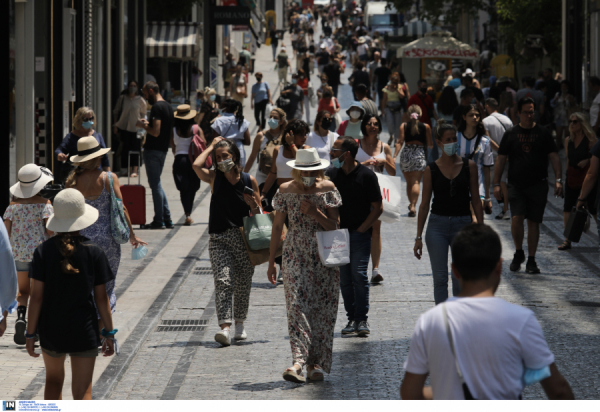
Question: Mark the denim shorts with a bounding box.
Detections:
[42,347,98,358]
[15,260,32,272]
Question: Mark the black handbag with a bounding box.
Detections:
[564,207,589,243]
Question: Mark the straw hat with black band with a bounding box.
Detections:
[174,104,197,120]
[10,164,55,199]
[287,148,330,171]
[69,136,111,164]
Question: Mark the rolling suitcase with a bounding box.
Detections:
[120,151,146,228]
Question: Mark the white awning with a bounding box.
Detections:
[146,22,198,60]
[398,31,479,60]
[398,21,440,37]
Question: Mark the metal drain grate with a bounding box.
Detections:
[156,319,208,332]
[193,267,212,275]
[568,301,600,307]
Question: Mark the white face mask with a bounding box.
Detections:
[349,110,361,119]
[301,176,316,187]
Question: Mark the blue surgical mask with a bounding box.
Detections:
[210,95,216,101]
[443,142,459,156]
[331,154,345,169]
[301,176,316,187]
[268,118,280,129]
[82,121,94,130]
[292,79,297,84]
[132,245,148,260]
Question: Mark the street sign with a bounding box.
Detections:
[210,56,218,91]
[212,6,251,25]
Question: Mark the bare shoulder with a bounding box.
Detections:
[319,179,336,191]
[278,180,296,193]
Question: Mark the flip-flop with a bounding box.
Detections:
[307,367,324,381]
[283,366,306,383]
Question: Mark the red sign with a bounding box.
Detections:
[302,0,314,8]
[404,48,478,58]
[222,0,237,6]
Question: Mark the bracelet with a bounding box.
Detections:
[484,198,491,202]
[25,332,37,339]
[578,198,587,202]
[493,183,501,187]
[101,328,119,338]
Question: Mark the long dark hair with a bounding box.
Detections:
[58,233,80,274]
[221,99,245,129]
[282,119,309,149]
[437,86,459,116]
[174,117,195,137]
[120,80,140,96]
[458,104,486,136]
[361,114,383,137]
[211,139,241,174]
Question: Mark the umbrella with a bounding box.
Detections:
[398,30,479,60]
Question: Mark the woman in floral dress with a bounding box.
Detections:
[267,147,342,383]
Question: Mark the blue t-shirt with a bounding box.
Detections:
[251,81,270,103]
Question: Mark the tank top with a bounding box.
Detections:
[567,137,592,167]
[173,127,193,155]
[209,172,251,234]
[403,122,427,145]
[383,87,400,102]
[275,146,294,179]
[429,158,471,217]
[356,140,386,173]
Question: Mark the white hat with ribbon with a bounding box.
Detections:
[10,164,54,199]
[287,148,330,171]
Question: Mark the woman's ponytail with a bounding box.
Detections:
[59,233,79,274]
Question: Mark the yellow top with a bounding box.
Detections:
[382,87,401,102]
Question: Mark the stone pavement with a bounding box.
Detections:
[3,24,600,401]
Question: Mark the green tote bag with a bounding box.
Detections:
[243,211,273,251]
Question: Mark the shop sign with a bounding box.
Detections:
[212,6,251,25]
[403,48,478,58]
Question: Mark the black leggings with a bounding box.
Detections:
[119,129,141,168]
[254,99,268,129]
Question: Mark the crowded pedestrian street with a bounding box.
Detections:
[3,0,600,404]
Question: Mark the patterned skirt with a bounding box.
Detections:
[400,144,427,173]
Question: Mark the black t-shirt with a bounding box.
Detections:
[472,87,485,103]
[145,100,174,152]
[317,51,330,66]
[270,30,279,47]
[498,124,558,188]
[30,236,115,353]
[350,70,370,90]
[453,104,468,125]
[323,63,341,86]
[328,163,382,232]
[590,140,600,209]
[374,66,391,88]
[323,25,332,37]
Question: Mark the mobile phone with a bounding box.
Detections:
[243,186,254,196]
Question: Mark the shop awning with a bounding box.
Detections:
[397,21,440,37]
[146,22,198,60]
[398,31,479,60]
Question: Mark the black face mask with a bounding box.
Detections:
[321,118,332,129]
[420,88,427,94]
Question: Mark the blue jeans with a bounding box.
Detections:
[339,230,371,322]
[425,214,472,304]
[143,149,171,223]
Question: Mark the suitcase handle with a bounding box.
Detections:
[128,151,141,186]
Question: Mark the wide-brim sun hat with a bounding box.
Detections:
[287,148,330,171]
[46,188,99,233]
[358,37,366,44]
[69,136,110,164]
[462,68,475,77]
[174,104,197,120]
[10,164,54,199]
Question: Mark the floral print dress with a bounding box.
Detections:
[272,189,342,374]
[3,203,53,262]
[80,173,120,315]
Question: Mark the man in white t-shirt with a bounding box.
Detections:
[400,224,573,400]
[483,98,513,220]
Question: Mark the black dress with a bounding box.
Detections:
[564,137,597,214]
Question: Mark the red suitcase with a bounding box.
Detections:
[120,151,146,228]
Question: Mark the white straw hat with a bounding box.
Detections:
[287,148,330,171]
[46,188,99,233]
[69,136,110,164]
[10,164,54,199]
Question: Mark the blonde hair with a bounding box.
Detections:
[72,107,96,131]
[66,157,102,188]
[569,112,598,145]
[270,108,288,130]
[204,87,217,98]
[291,168,327,186]
[408,104,422,136]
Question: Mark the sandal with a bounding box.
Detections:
[131,173,138,178]
[307,366,324,381]
[283,364,305,383]
[184,217,193,226]
[408,205,416,217]
[558,240,571,250]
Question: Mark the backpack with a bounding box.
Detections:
[258,132,281,175]
[277,54,288,68]
[188,124,213,169]
[276,95,292,114]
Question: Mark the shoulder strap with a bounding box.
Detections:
[492,114,508,132]
[241,172,251,188]
[107,171,116,197]
[468,134,483,160]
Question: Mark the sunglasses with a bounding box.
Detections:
[569,119,579,124]
[522,111,535,116]
[83,117,94,122]
[367,122,380,127]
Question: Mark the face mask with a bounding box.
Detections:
[347,31,351,35]
[82,121,94,130]
[420,87,428,94]
[256,77,262,82]
[321,80,327,84]
[210,95,216,101]
[218,108,224,115]
[331,154,345,169]
[301,176,316,187]
[292,79,297,84]
[217,158,235,173]
[129,87,137,95]
[349,110,361,120]
[320,118,332,129]
[268,118,280,129]
[443,142,459,156]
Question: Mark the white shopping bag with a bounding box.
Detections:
[265,103,274,116]
[376,172,403,223]
[316,228,350,267]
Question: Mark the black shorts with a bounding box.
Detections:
[564,182,597,214]
[508,180,549,223]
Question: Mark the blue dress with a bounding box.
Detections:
[80,173,120,316]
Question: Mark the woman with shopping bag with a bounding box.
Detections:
[355,114,396,284]
[192,137,262,347]
[413,123,483,305]
[267,148,342,383]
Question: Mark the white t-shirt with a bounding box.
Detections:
[590,92,600,127]
[305,131,338,162]
[211,113,250,167]
[403,297,555,400]
[482,112,513,148]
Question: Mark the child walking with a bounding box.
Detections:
[26,188,117,400]
[3,164,54,344]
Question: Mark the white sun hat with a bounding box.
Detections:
[46,188,99,233]
[69,136,110,164]
[287,148,330,171]
[10,164,54,199]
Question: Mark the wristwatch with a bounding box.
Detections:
[415,236,422,241]
[556,178,563,184]
[25,332,37,339]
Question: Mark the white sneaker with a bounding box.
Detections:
[234,323,247,340]
[215,328,231,346]
[370,268,384,283]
